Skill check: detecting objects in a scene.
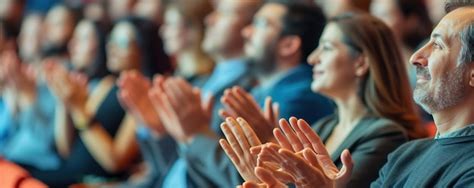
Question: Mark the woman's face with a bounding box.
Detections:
[43,6,75,47]
[160,7,191,56]
[18,15,42,61]
[106,22,139,73]
[69,21,98,71]
[307,23,360,98]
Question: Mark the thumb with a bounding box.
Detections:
[337,149,353,183]
[204,92,215,116]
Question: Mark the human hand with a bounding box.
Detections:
[255,118,354,188]
[44,61,88,112]
[0,51,37,101]
[219,117,294,183]
[219,86,279,143]
[117,70,165,134]
[148,77,214,143]
[238,167,287,188]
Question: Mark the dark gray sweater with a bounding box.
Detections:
[372,135,474,187]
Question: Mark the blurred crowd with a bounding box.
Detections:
[0,0,473,188]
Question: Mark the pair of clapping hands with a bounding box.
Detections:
[117,70,213,143]
[220,117,354,188]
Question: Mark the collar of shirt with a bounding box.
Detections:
[435,124,474,145]
[436,124,474,139]
[201,58,249,96]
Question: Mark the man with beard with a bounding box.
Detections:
[370,6,474,187]
[179,1,334,187]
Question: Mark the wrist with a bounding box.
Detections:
[71,107,92,131]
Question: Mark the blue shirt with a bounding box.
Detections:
[0,97,16,152]
[2,84,59,170]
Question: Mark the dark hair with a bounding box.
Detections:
[395,0,433,50]
[121,16,173,78]
[83,20,109,80]
[445,0,474,13]
[330,13,426,139]
[0,18,18,39]
[269,0,326,62]
[41,4,79,58]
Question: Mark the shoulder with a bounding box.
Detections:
[389,138,433,159]
[361,116,408,138]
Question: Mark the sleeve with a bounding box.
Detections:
[347,122,408,188]
[453,169,474,187]
[181,134,242,187]
[142,134,179,187]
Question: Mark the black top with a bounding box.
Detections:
[313,114,408,188]
[372,136,474,187]
[27,84,126,187]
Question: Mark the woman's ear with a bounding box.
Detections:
[277,36,301,57]
[354,54,369,77]
[469,66,474,87]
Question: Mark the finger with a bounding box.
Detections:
[222,91,252,118]
[235,86,261,110]
[242,181,265,188]
[220,97,240,118]
[153,75,165,89]
[297,119,328,155]
[230,86,249,105]
[255,167,287,188]
[164,78,187,106]
[293,119,312,149]
[219,138,241,165]
[279,118,304,151]
[236,117,262,146]
[257,144,284,167]
[250,145,263,155]
[220,122,244,157]
[259,162,294,184]
[278,148,320,176]
[273,127,293,151]
[302,148,324,170]
[226,117,252,152]
[263,97,273,123]
[219,109,236,119]
[337,149,353,180]
[272,103,279,123]
[162,81,183,109]
[203,93,215,116]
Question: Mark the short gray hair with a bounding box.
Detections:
[458,22,474,64]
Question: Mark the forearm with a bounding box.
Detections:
[54,104,75,158]
[78,114,139,173]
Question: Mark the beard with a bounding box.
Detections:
[248,42,278,76]
[413,64,467,114]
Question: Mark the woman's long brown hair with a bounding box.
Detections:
[331,13,427,139]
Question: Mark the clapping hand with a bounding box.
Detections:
[219,86,279,143]
[148,77,214,143]
[117,70,165,134]
[253,118,353,188]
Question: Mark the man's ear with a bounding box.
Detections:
[354,54,370,76]
[469,65,474,87]
[277,36,301,57]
